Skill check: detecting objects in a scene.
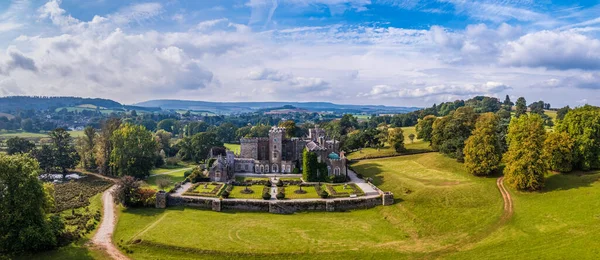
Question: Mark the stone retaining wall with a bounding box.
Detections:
[161,192,393,214]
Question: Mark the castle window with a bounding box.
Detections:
[215,171,221,179]
[245,165,249,171]
[334,167,341,176]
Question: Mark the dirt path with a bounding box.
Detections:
[91,185,129,260]
[496,176,514,221]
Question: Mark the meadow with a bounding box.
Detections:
[145,167,192,191]
[347,126,432,160]
[112,153,503,259]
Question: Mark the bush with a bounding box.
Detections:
[276,191,285,200]
[319,190,329,198]
[292,168,300,174]
[265,180,272,187]
[221,190,230,198]
[184,170,193,178]
[331,175,347,183]
[165,156,181,166]
[276,181,283,187]
[262,192,271,200]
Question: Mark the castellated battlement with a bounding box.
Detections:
[269,126,286,133]
[240,137,269,143]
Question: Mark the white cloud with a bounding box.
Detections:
[360,81,511,99]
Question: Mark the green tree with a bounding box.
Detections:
[388,128,406,153]
[515,97,527,118]
[339,114,359,135]
[408,133,415,143]
[278,120,298,138]
[556,106,571,121]
[154,130,172,155]
[504,114,547,191]
[190,132,223,162]
[416,115,436,142]
[96,118,121,176]
[213,122,237,143]
[529,100,545,115]
[0,154,65,253]
[503,95,513,111]
[431,107,478,162]
[6,136,35,155]
[157,119,179,134]
[110,124,158,178]
[463,113,501,176]
[543,131,574,173]
[21,118,34,132]
[49,128,80,177]
[496,108,512,153]
[555,105,600,170]
[302,149,328,182]
[76,126,97,170]
[246,125,270,138]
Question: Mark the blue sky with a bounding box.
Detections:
[0,0,600,107]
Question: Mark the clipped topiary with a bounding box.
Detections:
[276,191,285,200]
[276,181,284,187]
[319,190,329,199]
[262,192,271,200]
[265,180,272,187]
[221,190,230,198]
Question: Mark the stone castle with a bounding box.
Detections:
[208,126,347,181]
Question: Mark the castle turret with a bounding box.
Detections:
[269,126,285,173]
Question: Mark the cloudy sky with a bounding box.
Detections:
[0,0,599,107]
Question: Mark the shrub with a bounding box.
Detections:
[276,191,285,200]
[265,180,272,187]
[183,170,193,179]
[221,190,230,198]
[262,192,271,200]
[319,190,329,198]
[155,177,171,191]
[135,188,157,207]
[292,168,300,174]
[165,156,181,166]
[276,181,283,187]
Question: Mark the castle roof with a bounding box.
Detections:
[328,152,340,160]
[306,141,326,151]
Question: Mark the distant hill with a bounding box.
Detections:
[134,99,419,114]
[0,96,122,113]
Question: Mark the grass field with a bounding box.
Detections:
[112,153,503,259]
[0,130,85,138]
[224,143,240,154]
[228,185,265,199]
[145,167,191,191]
[347,126,432,160]
[284,185,321,199]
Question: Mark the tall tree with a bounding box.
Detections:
[278,120,298,138]
[388,127,406,153]
[339,114,359,135]
[76,126,97,170]
[515,97,527,118]
[431,107,478,162]
[154,130,172,155]
[110,124,158,178]
[0,154,64,253]
[48,128,80,176]
[96,118,121,176]
[504,114,547,191]
[190,132,223,162]
[6,136,35,155]
[543,131,574,173]
[555,105,600,170]
[503,95,513,111]
[463,113,501,176]
[416,115,436,142]
[529,100,545,115]
[556,106,571,121]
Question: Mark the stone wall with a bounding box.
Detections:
[165,194,390,214]
[240,138,258,159]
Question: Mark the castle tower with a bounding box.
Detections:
[269,126,284,173]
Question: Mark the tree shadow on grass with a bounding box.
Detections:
[543,171,600,192]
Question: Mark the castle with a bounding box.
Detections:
[208,126,347,181]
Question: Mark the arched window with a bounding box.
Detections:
[334,167,341,176]
[287,165,291,173]
[327,166,332,175]
[245,165,249,171]
[273,151,278,159]
[255,165,259,173]
[272,164,279,173]
[260,165,264,173]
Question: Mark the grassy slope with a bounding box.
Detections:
[347,126,432,160]
[447,171,600,259]
[112,153,502,259]
[224,143,240,154]
[145,168,190,191]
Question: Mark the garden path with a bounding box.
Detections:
[91,185,129,260]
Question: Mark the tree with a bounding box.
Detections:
[339,114,359,135]
[213,122,237,143]
[529,100,545,115]
[408,133,415,144]
[154,130,172,156]
[0,154,65,253]
[503,95,513,111]
[555,105,600,170]
[110,124,158,178]
[496,108,512,153]
[76,126,97,170]
[189,132,223,162]
[515,97,527,118]
[157,119,177,133]
[503,114,547,191]
[302,149,328,182]
[463,113,501,176]
[21,118,34,132]
[246,125,270,138]
[543,132,574,173]
[96,118,121,176]
[388,128,406,153]
[556,106,571,121]
[278,120,298,138]
[6,136,35,155]
[416,115,436,142]
[112,176,142,207]
[31,145,56,175]
[431,107,478,162]
[48,128,80,176]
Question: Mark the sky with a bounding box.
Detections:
[0,0,599,107]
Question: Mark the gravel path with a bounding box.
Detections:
[91,185,129,260]
[497,176,514,220]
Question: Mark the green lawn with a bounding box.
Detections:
[0,130,85,138]
[224,143,240,154]
[145,168,190,191]
[284,185,321,199]
[228,185,265,199]
[346,126,432,160]
[112,153,503,259]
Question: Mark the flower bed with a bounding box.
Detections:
[183,182,225,197]
[325,183,365,198]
